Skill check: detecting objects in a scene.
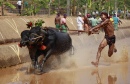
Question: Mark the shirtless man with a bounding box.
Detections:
[55,13,61,29]
[83,15,90,33]
[89,12,117,67]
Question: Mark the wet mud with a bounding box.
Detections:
[0,16,130,84]
[0,34,130,84]
[0,62,129,84]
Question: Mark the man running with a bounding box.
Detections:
[89,12,117,67]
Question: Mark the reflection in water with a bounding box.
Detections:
[91,68,118,84]
[108,74,117,84]
[0,62,128,84]
[29,70,75,84]
[91,69,102,84]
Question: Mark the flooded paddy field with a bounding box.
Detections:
[0,33,130,84]
[0,16,130,84]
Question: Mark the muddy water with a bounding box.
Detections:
[0,32,130,84]
[0,62,129,84]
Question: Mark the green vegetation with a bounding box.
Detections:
[0,0,16,15]
[23,0,50,16]
[0,0,130,18]
[26,19,45,29]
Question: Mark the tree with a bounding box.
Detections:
[23,0,50,16]
[0,0,16,16]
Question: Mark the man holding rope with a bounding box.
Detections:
[89,12,117,67]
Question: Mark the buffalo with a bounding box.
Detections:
[19,27,73,74]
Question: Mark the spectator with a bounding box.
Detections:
[97,16,102,24]
[24,1,28,8]
[76,12,84,35]
[113,14,119,30]
[97,16,103,32]
[91,16,98,27]
[87,14,93,27]
[60,14,69,33]
[17,0,22,15]
[55,13,61,29]
[83,15,91,33]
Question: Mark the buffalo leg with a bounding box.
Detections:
[28,48,37,69]
[70,45,74,55]
[35,50,42,69]
[40,49,53,72]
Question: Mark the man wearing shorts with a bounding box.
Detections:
[89,12,117,67]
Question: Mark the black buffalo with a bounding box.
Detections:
[19,27,73,73]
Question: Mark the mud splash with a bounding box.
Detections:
[0,35,130,84]
[0,16,130,84]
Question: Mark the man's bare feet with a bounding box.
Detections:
[91,61,98,67]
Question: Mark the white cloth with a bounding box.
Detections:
[77,16,84,26]
[77,25,83,30]
[77,16,84,30]
[17,1,22,6]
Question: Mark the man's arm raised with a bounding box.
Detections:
[89,19,110,35]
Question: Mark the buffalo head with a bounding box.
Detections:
[19,30,30,47]
[28,27,47,45]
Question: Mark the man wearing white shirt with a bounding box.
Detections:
[17,0,22,15]
[77,12,84,35]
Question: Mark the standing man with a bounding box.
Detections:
[55,13,61,29]
[83,15,90,33]
[87,13,92,27]
[17,0,22,15]
[113,14,119,30]
[89,12,117,67]
[60,14,69,33]
[24,1,28,8]
[77,12,84,35]
[91,15,98,27]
